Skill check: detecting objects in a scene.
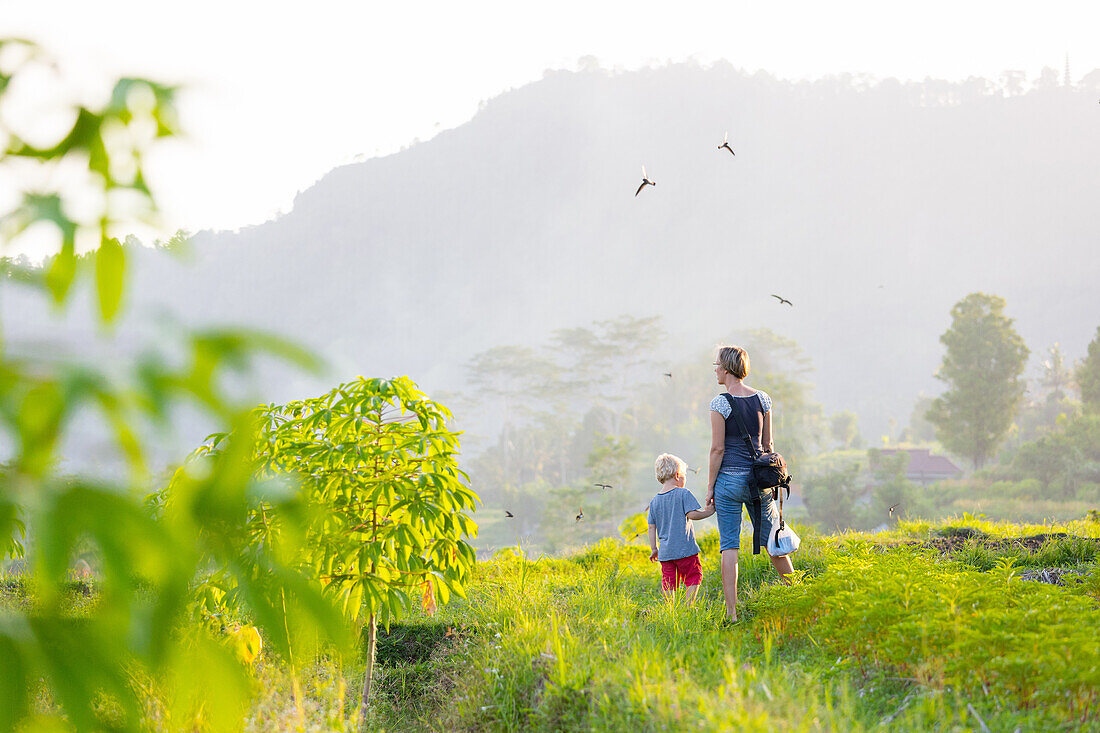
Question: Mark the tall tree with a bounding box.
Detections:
[1077,326,1100,413]
[584,434,636,523]
[926,293,1029,469]
[905,395,938,443]
[466,345,560,427]
[1039,343,1074,402]
[550,315,664,434]
[828,410,862,449]
[1029,342,1079,434]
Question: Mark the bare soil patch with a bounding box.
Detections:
[877,531,1099,554]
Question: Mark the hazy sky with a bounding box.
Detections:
[5,0,1099,258]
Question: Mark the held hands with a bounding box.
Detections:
[705,490,715,508]
[649,548,659,562]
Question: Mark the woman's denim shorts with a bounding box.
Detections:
[714,470,780,553]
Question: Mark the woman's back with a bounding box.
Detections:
[709,390,772,471]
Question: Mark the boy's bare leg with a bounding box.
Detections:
[685,584,700,605]
[768,552,794,583]
[720,548,739,620]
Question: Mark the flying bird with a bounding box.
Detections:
[576,508,584,522]
[718,132,735,156]
[688,467,701,474]
[594,483,613,490]
[663,372,673,379]
[770,294,793,307]
[635,165,655,196]
[505,510,514,518]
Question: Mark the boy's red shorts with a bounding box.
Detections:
[660,554,702,590]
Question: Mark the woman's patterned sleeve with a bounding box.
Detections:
[709,395,731,418]
[759,391,772,413]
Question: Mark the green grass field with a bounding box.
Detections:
[7,516,1100,731]
[231,516,1100,732]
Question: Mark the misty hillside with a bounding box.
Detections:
[7,62,1100,453]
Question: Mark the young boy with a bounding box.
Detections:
[648,453,714,602]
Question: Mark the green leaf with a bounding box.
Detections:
[2,191,76,249]
[0,496,26,558]
[5,107,102,162]
[95,236,125,322]
[29,614,141,730]
[166,634,250,731]
[45,243,77,305]
[0,632,28,731]
[16,381,64,478]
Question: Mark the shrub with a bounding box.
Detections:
[989,478,1042,499]
[801,463,864,531]
[755,548,1100,720]
[181,376,479,718]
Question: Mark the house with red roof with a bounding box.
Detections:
[873,448,963,484]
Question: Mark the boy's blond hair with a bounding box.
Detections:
[654,453,686,484]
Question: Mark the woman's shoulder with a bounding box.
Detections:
[754,390,772,412]
[711,390,771,413]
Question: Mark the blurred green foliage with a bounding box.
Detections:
[0,39,352,730]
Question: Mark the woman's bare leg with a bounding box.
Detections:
[720,548,739,619]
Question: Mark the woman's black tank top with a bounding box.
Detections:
[721,392,765,471]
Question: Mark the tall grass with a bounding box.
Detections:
[363,516,1100,731]
[8,518,1097,730]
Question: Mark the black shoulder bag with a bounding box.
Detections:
[722,393,793,554]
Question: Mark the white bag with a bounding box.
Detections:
[766,468,800,556]
[767,522,801,557]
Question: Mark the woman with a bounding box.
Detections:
[705,345,793,622]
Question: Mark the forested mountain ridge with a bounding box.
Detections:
[7,62,1099,452]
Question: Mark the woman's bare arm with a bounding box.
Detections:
[761,409,773,453]
[707,410,725,505]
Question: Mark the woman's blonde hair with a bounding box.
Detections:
[716,345,750,379]
[654,453,687,483]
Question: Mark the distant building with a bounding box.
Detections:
[874,448,963,484]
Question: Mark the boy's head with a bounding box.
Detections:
[654,453,686,485]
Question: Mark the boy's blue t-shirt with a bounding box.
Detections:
[648,487,703,561]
